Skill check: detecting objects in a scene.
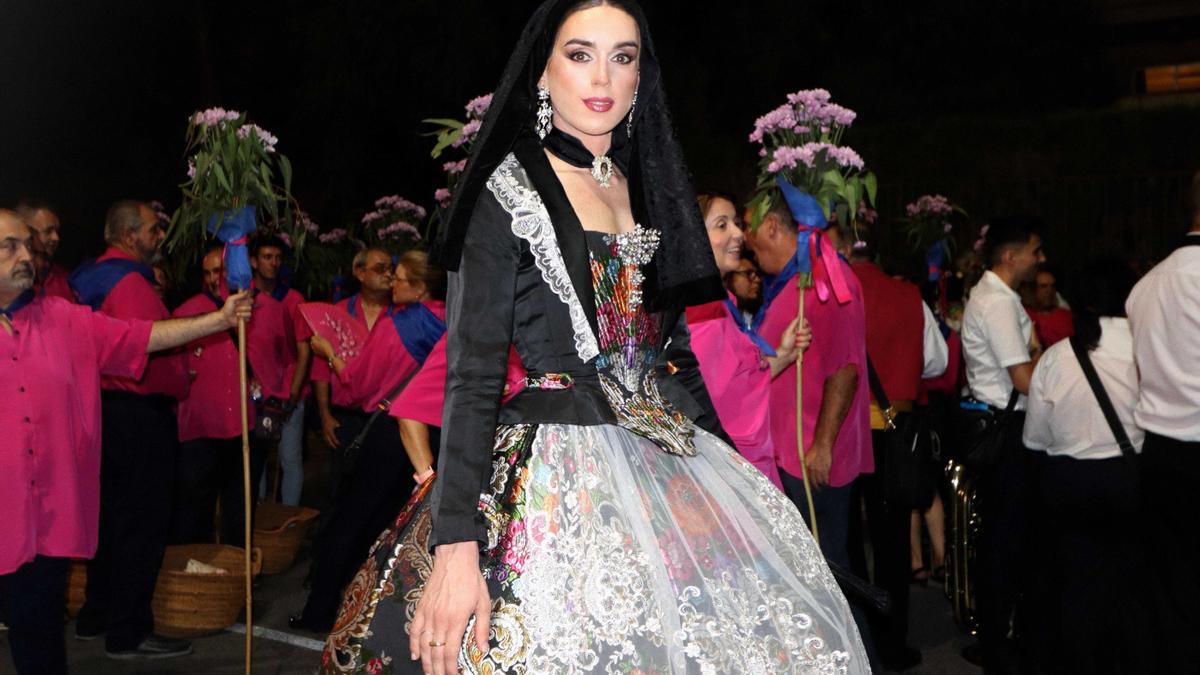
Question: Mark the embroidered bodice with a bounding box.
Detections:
[587,227,695,456]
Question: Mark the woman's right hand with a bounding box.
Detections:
[409,541,491,675]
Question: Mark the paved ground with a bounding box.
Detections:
[1,438,983,674]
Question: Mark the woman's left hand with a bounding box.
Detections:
[776,316,812,359]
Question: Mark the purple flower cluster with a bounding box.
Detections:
[857,201,878,225]
[236,124,279,153]
[376,221,421,242]
[370,195,427,220]
[318,228,349,244]
[149,200,170,225]
[464,93,493,120]
[434,188,452,207]
[279,232,293,248]
[452,119,483,149]
[443,159,467,175]
[186,160,197,179]
[768,142,864,173]
[192,107,242,127]
[297,209,319,235]
[749,89,858,146]
[905,194,954,218]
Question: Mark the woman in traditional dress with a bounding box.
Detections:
[685,191,813,490]
[321,1,868,673]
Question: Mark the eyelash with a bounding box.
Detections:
[568,51,635,65]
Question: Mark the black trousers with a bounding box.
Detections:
[0,556,68,675]
[300,417,428,628]
[1141,431,1200,672]
[78,391,177,652]
[862,429,915,659]
[1033,453,1149,674]
[170,436,269,546]
[974,413,1034,674]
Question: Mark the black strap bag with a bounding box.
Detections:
[866,358,938,510]
[957,388,1020,473]
[1069,337,1139,468]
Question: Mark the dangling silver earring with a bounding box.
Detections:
[536,85,553,139]
[626,90,638,137]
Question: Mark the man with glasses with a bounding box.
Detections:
[68,200,194,659]
[0,209,252,671]
[310,247,394,496]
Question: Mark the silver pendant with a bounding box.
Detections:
[591,155,614,188]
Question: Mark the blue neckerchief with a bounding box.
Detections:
[346,294,359,320]
[69,258,157,311]
[269,282,290,303]
[724,297,776,357]
[751,255,800,333]
[1,289,35,320]
[203,290,224,310]
[388,302,446,364]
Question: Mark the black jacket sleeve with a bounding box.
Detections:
[429,192,520,548]
[656,309,735,447]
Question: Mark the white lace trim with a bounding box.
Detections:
[486,153,599,362]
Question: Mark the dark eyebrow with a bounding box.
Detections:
[563,38,640,50]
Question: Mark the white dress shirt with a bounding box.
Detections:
[1023,318,1143,460]
[962,270,1033,409]
[1126,235,1200,442]
[921,301,949,379]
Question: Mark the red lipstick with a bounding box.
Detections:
[583,97,614,113]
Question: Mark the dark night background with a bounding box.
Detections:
[3,0,1199,284]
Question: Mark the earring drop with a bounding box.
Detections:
[626,89,638,137]
[536,85,553,139]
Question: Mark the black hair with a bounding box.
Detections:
[251,234,288,256]
[982,215,1041,267]
[1066,259,1138,352]
[1190,170,1200,224]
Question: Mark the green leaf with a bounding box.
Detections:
[212,163,232,194]
[430,129,463,158]
[863,172,878,205]
[421,118,465,129]
[279,155,293,192]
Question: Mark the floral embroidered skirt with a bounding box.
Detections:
[320,424,868,674]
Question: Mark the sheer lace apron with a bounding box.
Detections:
[320,424,867,674]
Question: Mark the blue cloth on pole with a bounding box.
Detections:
[206,205,258,291]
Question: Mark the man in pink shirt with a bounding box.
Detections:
[249,234,310,506]
[67,200,193,659]
[16,199,74,302]
[746,202,873,572]
[0,210,251,672]
[170,247,268,548]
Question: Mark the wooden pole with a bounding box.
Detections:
[237,316,252,674]
[796,277,819,544]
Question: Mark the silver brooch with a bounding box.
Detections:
[591,155,614,188]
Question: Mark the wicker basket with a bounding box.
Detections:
[151,544,262,638]
[65,559,88,618]
[254,502,320,575]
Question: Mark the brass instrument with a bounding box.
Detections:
[944,458,981,635]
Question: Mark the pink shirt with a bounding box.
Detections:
[337,301,446,413]
[39,264,75,302]
[0,295,151,574]
[389,342,525,428]
[245,287,296,401]
[96,247,189,399]
[310,295,390,409]
[687,296,782,490]
[278,287,310,399]
[758,264,872,487]
[173,293,245,442]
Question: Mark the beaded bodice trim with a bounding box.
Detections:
[588,227,696,457]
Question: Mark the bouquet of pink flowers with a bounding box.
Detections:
[166,107,299,287]
[361,195,426,255]
[423,92,492,210]
[899,194,968,281]
[746,89,876,230]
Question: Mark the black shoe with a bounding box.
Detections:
[74,621,105,641]
[881,645,922,671]
[105,634,193,660]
